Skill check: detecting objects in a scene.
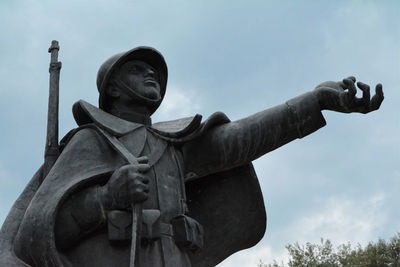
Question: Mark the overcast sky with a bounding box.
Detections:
[0,1,399,266]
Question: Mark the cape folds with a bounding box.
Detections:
[0,100,266,267]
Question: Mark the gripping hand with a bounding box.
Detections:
[100,156,150,210]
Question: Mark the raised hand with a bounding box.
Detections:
[314,76,384,113]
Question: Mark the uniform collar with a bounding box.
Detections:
[73,100,144,136]
[72,100,203,138]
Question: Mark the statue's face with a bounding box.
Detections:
[119,60,161,100]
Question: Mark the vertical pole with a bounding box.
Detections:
[43,40,62,182]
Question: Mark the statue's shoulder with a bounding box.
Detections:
[152,111,230,136]
[59,125,102,153]
[72,100,143,137]
[150,111,230,143]
[70,100,231,144]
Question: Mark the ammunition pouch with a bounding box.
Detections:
[171,214,204,252]
[107,210,132,245]
[107,210,203,252]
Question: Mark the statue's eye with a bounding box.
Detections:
[129,65,144,73]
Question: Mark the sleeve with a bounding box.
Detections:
[181,92,326,179]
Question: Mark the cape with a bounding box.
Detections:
[0,100,266,267]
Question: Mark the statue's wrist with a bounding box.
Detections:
[313,89,327,110]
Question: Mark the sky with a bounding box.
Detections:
[0,1,399,266]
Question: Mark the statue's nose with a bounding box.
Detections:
[145,69,155,78]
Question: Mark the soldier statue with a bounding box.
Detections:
[0,46,384,267]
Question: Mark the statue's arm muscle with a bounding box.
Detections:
[182,92,326,179]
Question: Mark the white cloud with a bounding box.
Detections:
[152,85,201,122]
[218,193,389,266]
[291,194,387,245]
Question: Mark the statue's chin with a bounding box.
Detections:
[142,88,161,100]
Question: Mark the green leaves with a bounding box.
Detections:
[261,233,400,267]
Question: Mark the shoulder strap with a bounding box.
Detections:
[90,125,139,165]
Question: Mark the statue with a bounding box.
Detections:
[0,45,384,267]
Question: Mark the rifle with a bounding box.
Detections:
[42,40,62,183]
[41,41,142,266]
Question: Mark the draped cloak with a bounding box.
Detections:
[0,100,268,267]
[1,91,326,266]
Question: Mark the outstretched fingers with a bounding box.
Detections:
[370,83,384,111]
[356,82,371,109]
[347,76,356,83]
[343,76,357,101]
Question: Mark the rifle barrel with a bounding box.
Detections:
[43,40,62,181]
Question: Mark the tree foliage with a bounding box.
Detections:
[259,233,400,267]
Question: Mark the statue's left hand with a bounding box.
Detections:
[314,76,384,113]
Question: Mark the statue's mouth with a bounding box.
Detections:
[144,79,158,87]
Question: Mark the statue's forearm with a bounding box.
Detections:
[183,92,326,179]
[284,91,327,138]
[54,185,106,250]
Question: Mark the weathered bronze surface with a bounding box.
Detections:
[0,45,384,267]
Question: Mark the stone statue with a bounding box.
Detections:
[0,46,384,267]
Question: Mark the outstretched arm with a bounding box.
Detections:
[182,77,384,180]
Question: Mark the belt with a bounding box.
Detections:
[107,209,203,251]
[159,222,174,237]
[141,220,174,241]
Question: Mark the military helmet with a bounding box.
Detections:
[96,46,168,114]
